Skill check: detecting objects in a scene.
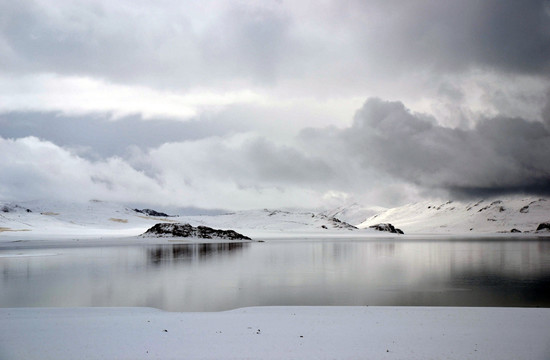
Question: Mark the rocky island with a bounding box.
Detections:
[142,223,252,240]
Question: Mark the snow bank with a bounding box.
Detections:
[1,306,549,360]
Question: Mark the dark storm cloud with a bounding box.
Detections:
[4,0,547,91]
[0,112,247,158]
[301,98,550,198]
[542,90,550,128]
[344,0,550,76]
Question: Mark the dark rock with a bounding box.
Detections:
[143,223,251,240]
[134,209,171,217]
[369,223,404,234]
[326,216,357,230]
[536,222,550,232]
[478,205,491,212]
[510,228,522,233]
[313,214,357,230]
[520,206,529,213]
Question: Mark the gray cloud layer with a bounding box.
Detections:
[3,97,548,210]
[301,98,550,198]
[346,0,550,76]
[0,112,248,158]
[2,0,550,208]
[2,0,549,90]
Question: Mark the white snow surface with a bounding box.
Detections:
[2,197,550,244]
[1,306,549,360]
[0,200,373,244]
[320,202,385,226]
[358,196,550,235]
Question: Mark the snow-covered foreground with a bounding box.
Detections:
[1,306,549,360]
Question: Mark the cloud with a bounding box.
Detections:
[0,73,265,120]
[0,136,167,204]
[6,97,548,210]
[0,0,299,88]
[340,0,550,76]
[308,98,550,198]
[2,0,550,209]
[0,134,347,210]
[0,111,250,158]
[4,0,547,93]
[1,0,549,132]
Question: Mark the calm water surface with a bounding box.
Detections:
[1,239,550,311]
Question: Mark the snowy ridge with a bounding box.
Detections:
[178,209,361,238]
[320,203,385,226]
[357,197,550,234]
[0,200,367,241]
[0,200,168,239]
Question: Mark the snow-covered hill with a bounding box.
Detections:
[4,196,547,241]
[0,200,366,241]
[357,197,550,234]
[320,203,385,226]
[178,209,360,238]
[0,200,165,239]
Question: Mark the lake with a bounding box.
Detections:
[1,238,550,311]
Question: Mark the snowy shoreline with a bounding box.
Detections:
[2,306,549,360]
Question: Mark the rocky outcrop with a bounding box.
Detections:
[134,209,171,217]
[536,222,550,232]
[519,206,529,213]
[143,223,251,240]
[317,215,357,230]
[369,223,404,234]
[1,203,32,213]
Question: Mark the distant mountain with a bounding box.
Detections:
[9,196,545,239]
[320,203,385,226]
[357,197,550,234]
[0,200,365,240]
[180,209,360,237]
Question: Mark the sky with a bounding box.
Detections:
[1,0,550,211]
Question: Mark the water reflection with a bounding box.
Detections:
[1,239,550,311]
[147,243,246,266]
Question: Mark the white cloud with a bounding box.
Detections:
[0,135,352,209]
[0,73,266,120]
[0,136,168,204]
